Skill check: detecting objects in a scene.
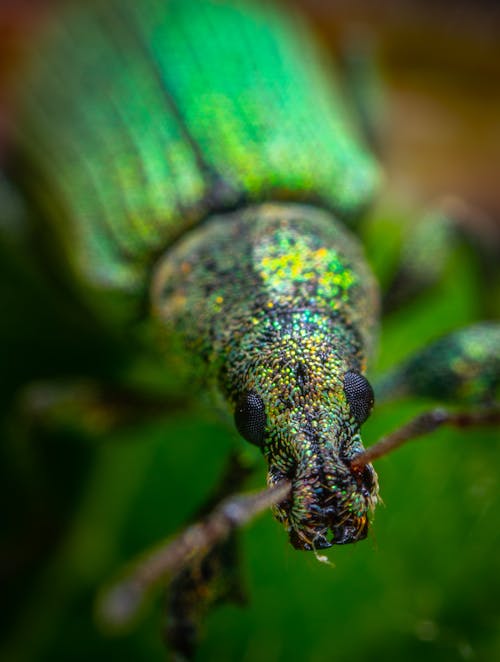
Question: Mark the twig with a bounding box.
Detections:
[97,479,291,629]
[352,407,500,469]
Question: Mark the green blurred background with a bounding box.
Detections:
[1,1,499,660]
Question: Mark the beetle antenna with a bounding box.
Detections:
[351,406,500,469]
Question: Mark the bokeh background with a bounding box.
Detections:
[1,1,499,660]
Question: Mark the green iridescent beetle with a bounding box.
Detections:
[2,0,499,653]
[7,0,500,551]
[12,0,385,551]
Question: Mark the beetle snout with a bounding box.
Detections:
[268,446,378,551]
[331,517,369,545]
[287,508,369,550]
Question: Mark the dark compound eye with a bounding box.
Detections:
[343,371,374,425]
[234,391,267,446]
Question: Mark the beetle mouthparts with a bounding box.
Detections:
[269,460,377,551]
[288,515,369,551]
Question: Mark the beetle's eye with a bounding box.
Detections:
[343,371,374,424]
[234,391,266,446]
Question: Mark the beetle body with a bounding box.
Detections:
[153,202,379,548]
[9,0,384,550]
[15,0,379,301]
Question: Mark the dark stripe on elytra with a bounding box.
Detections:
[162,1,245,212]
[97,6,187,225]
[103,1,239,214]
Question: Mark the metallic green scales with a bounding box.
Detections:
[153,204,379,549]
[15,0,379,307]
[378,323,500,404]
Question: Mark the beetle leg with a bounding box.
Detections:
[164,452,252,661]
[363,323,499,464]
[16,378,190,436]
[164,523,246,659]
[163,473,289,659]
[382,197,500,314]
[375,322,500,405]
[96,452,290,655]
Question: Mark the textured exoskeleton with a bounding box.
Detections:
[3,0,499,635]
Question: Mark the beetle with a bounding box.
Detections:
[1,0,499,659]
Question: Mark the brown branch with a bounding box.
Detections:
[97,479,292,629]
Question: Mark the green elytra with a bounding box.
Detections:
[18,0,379,294]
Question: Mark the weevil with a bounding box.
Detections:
[1,0,499,658]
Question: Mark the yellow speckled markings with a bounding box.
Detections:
[257,231,358,306]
